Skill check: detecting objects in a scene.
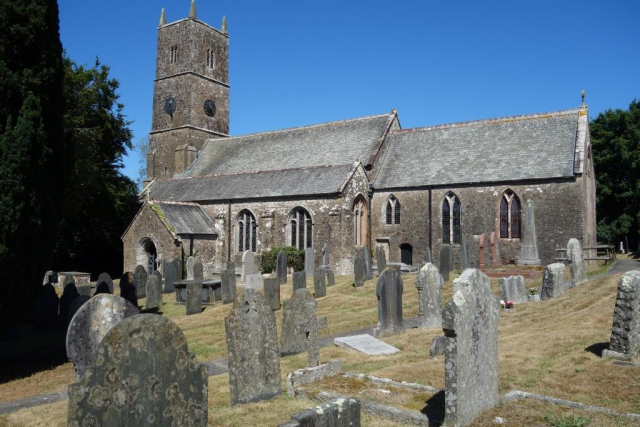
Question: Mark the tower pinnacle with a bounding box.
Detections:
[189,0,197,19]
[159,7,166,27]
[221,15,227,34]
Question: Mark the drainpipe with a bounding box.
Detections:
[227,200,232,262]
[428,188,432,254]
[368,183,374,249]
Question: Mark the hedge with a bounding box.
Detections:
[260,246,305,273]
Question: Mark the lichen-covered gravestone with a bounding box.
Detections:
[186,256,196,280]
[517,199,541,265]
[134,264,148,298]
[415,263,443,328]
[193,260,204,280]
[221,261,237,304]
[186,281,202,315]
[567,238,587,287]
[67,295,90,325]
[281,289,316,356]
[295,312,327,367]
[276,250,288,284]
[439,246,452,282]
[602,271,640,360]
[443,269,500,427]
[313,267,326,298]
[325,270,335,286]
[96,272,113,294]
[67,314,208,426]
[241,250,254,282]
[119,271,138,307]
[279,397,361,427]
[499,275,527,304]
[163,261,177,294]
[264,278,281,310]
[225,289,282,405]
[376,246,387,274]
[353,255,365,288]
[66,294,138,379]
[145,275,163,310]
[363,244,373,281]
[293,271,306,292]
[304,248,315,280]
[373,268,404,338]
[541,263,566,300]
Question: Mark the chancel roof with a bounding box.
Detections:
[374,109,581,189]
[154,202,217,235]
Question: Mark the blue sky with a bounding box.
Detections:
[58,0,640,182]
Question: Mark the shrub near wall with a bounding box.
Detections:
[260,246,304,273]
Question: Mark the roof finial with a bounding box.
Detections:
[581,90,586,108]
[221,15,227,34]
[159,7,166,27]
[189,0,197,19]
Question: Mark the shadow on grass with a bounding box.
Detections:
[585,342,609,357]
[421,389,445,426]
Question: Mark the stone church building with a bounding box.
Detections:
[122,4,597,276]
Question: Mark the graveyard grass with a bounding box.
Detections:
[1,264,640,425]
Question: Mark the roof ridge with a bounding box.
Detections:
[397,108,581,133]
[153,200,202,207]
[158,163,355,182]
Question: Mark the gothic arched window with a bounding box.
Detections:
[353,196,369,246]
[385,195,401,225]
[499,190,521,238]
[289,207,312,250]
[236,210,257,252]
[442,192,461,244]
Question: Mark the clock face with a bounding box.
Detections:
[164,97,176,116]
[204,99,216,117]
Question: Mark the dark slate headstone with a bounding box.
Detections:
[193,260,204,280]
[186,281,203,315]
[602,271,640,360]
[96,272,113,294]
[313,267,326,298]
[363,245,373,281]
[186,255,196,280]
[34,283,59,333]
[279,398,361,427]
[567,238,587,286]
[376,246,387,273]
[281,288,316,356]
[499,275,528,304]
[145,275,162,310]
[326,270,335,286]
[119,271,138,307]
[66,294,138,379]
[264,278,281,311]
[541,263,566,300]
[415,263,443,329]
[276,250,288,284]
[134,264,148,298]
[63,274,75,288]
[59,283,79,329]
[94,282,111,295]
[443,269,500,427]
[295,313,327,367]
[439,246,452,282]
[163,261,178,294]
[517,199,541,265]
[221,262,237,304]
[293,271,306,292]
[304,248,315,280]
[68,314,208,426]
[461,236,470,270]
[173,257,183,281]
[225,289,282,405]
[373,268,404,338]
[67,295,90,325]
[353,255,365,288]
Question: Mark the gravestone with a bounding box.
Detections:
[281,288,316,356]
[321,243,329,270]
[76,285,93,297]
[96,272,113,294]
[461,236,470,269]
[334,334,399,356]
[304,248,315,280]
[63,274,75,288]
[221,262,237,304]
[245,273,263,289]
[241,250,254,281]
[66,294,138,379]
[326,270,335,286]
[279,398,361,427]
[541,263,566,300]
[94,281,111,295]
[295,314,327,367]
[376,246,387,273]
[373,268,404,338]
[119,271,138,307]
[145,275,162,310]
[313,267,326,298]
[490,231,501,268]
[34,283,59,333]
[173,257,183,280]
[186,256,196,280]
[225,289,282,405]
[602,271,640,360]
[517,199,541,265]
[67,315,208,426]
[67,295,90,325]
[293,271,306,292]
[439,245,452,282]
[479,233,487,269]
[264,278,281,311]
[567,238,587,286]
[415,263,443,328]
[499,275,528,304]
[193,260,204,280]
[353,255,365,288]
[276,250,288,283]
[186,281,202,315]
[443,269,500,427]
[134,264,148,298]
[59,283,79,328]
[163,261,178,293]
[363,245,373,280]
[430,335,445,357]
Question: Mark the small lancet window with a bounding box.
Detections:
[499,190,521,239]
[385,195,400,225]
[442,192,461,244]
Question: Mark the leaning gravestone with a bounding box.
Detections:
[461,236,470,270]
[58,283,79,328]
[443,269,500,427]
[304,248,315,280]
[326,270,335,286]
[277,250,288,284]
[66,294,138,379]
[186,256,196,280]
[602,271,640,360]
[293,271,306,292]
[376,246,387,273]
[567,238,587,287]
[541,263,566,300]
[221,262,237,304]
[67,314,208,426]
[499,275,528,304]
[264,278,281,311]
[163,261,178,293]
[439,246,452,282]
[313,267,326,298]
[373,268,404,338]
[353,255,365,288]
[281,288,316,356]
[134,264,148,298]
[193,260,204,280]
[225,289,282,405]
[34,283,59,333]
[186,281,202,315]
[96,272,113,294]
[415,263,443,328]
[363,245,373,281]
[241,250,254,282]
[145,275,162,310]
[119,271,138,307]
[279,398,361,427]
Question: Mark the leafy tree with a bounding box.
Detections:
[0,0,66,332]
[591,99,640,250]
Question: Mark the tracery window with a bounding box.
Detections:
[236,210,257,252]
[442,192,461,244]
[499,190,521,238]
[385,195,401,225]
[289,207,312,250]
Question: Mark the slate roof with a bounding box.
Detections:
[155,202,217,235]
[374,109,581,189]
[151,164,356,202]
[181,113,394,177]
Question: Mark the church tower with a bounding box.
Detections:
[146,1,229,183]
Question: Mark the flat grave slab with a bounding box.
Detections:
[334,334,399,356]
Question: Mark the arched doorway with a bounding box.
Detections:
[353,195,369,247]
[137,238,158,274]
[400,243,413,265]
